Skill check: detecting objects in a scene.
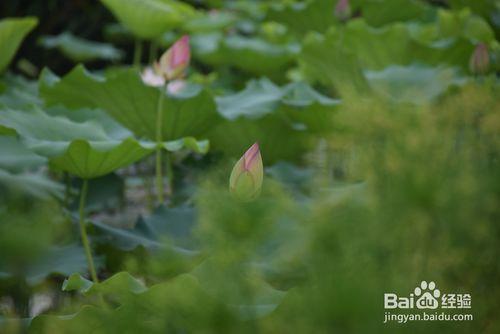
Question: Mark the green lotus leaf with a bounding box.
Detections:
[266,0,339,35]
[47,139,155,179]
[192,259,288,319]
[299,30,369,95]
[0,168,63,200]
[353,0,434,27]
[0,107,151,178]
[62,271,147,297]
[183,11,237,33]
[0,73,41,109]
[0,244,101,285]
[39,65,221,141]
[90,205,198,255]
[100,0,195,39]
[299,19,480,95]
[216,78,339,124]
[0,17,38,73]
[0,136,46,171]
[433,8,496,43]
[210,78,338,161]
[30,274,226,333]
[216,78,284,120]
[336,19,475,70]
[39,32,124,62]
[364,64,467,104]
[448,0,498,23]
[0,106,209,178]
[267,0,434,35]
[191,33,299,75]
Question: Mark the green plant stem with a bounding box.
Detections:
[149,40,158,63]
[133,39,142,67]
[78,179,99,283]
[155,87,165,204]
[143,175,155,211]
[63,172,71,208]
[166,152,174,195]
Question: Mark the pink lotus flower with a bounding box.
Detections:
[469,43,489,75]
[229,143,263,201]
[155,35,191,81]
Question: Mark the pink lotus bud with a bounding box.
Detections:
[335,0,351,22]
[229,143,263,201]
[469,43,490,75]
[155,35,191,81]
[141,67,165,87]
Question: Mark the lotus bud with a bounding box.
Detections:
[229,143,263,201]
[335,0,351,22]
[469,43,489,75]
[154,35,191,81]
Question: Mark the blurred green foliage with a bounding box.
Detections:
[0,0,499,333]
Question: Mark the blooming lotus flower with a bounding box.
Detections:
[229,143,263,201]
[141,67,165,87]
[154,35,191,81]
[469,43,489,75]
[335,0,351,22]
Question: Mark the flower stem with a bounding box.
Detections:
[155,87,165,204]
[149,40,158,64]
[78,179,99,283]
[166,152,174,195]
[133,39,142,67]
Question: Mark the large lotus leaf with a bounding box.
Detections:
[352,0,434,27]
[215,78,284,120]
[211,78,338,161]
[0,136,46,171]
[0,73,41,109]
[333,20,475,71]
[216,78,339,127]
[0,168,63,199]
[47,139,156,179]
[1,107,208,178]
[0,244,102,286]
[280,82,341,134]
[63,271,147,298]
[0,108,154,178]
[192,259,288,319]
[0,17,38,73]
[299,20,477,95]
[267,0,434,35]
[426,8,495,43]
[39,32,124,62]
[448,0,499,23]
[30,274,230,333]
[266,0,338,35]
[364,64,467,104]
[100,0,195,39]
[39,65,221,141]
[183,11,237,33]
[209,116,308,163]
[90,205,198,256]
[299,31,369,95]
[266,162,314,192]
[191,33,299,75]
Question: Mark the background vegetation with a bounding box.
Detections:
[0,0,499,333]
